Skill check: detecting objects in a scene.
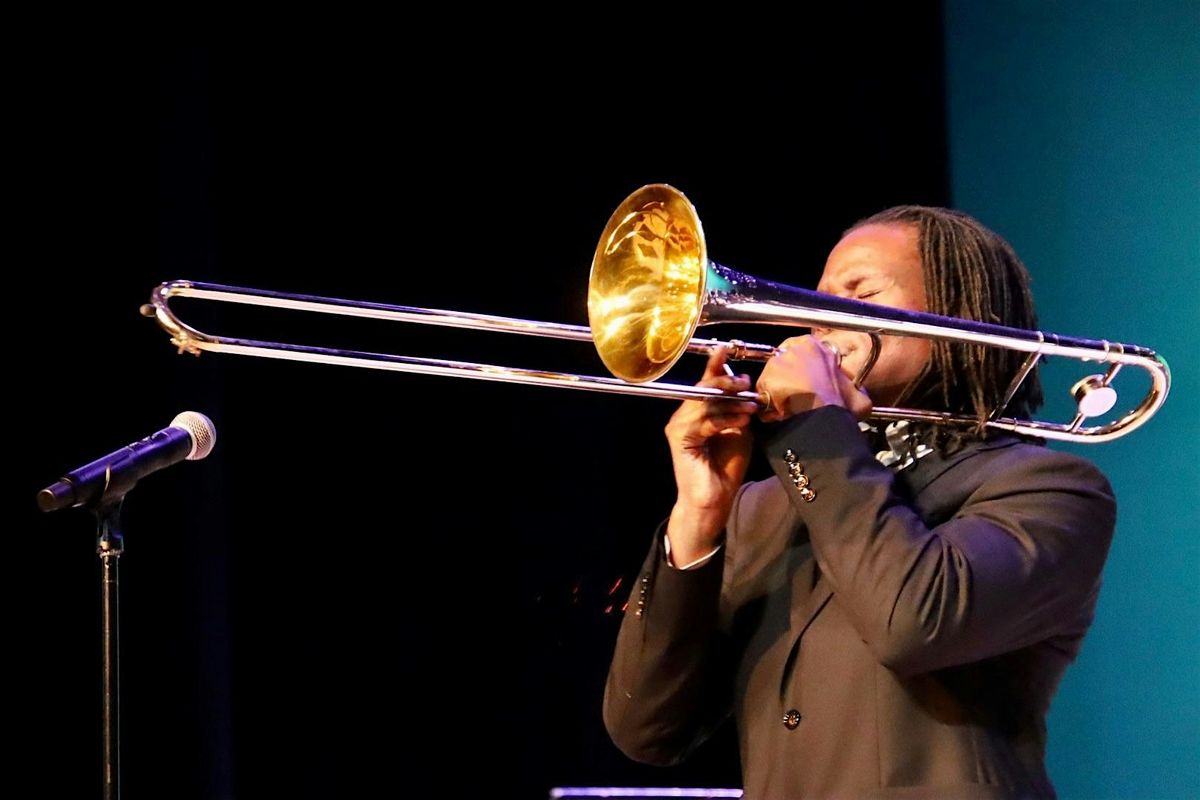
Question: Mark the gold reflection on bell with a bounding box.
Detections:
[588,184,708,382]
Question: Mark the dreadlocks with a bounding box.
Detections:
[848,206,1044,434]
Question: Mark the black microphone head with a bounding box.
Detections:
[170,411,217,460]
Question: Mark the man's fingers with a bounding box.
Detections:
[702,346,732,379]
[697,373,753,394]
[700,414,754,437]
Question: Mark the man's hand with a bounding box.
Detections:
[664,348,757,564]
[757,336,873,423]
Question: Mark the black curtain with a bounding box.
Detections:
[26,17,948,799]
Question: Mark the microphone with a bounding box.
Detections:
[38,411,217,512]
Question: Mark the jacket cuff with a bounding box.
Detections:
[761,406,882,514]
[630,520,724,625]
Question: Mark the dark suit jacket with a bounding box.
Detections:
[604,406,1116,799]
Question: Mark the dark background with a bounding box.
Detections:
[24,17,950,798]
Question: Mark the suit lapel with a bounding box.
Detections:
[778,541,834,697]
[787,543,829,632]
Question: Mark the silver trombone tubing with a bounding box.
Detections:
[695,264,1171,442]
[143,280,768,404]
[145,279,1171,443]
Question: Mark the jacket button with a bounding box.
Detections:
[782,709,801,730]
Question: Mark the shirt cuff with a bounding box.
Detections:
[664,532,723,570]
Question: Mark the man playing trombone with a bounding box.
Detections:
[603,206,1116,799]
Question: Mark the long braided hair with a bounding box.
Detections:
[848,206,1044,435]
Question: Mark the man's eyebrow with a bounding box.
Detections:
[820,271,875,293]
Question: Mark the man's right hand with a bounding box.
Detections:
[664,348,758,564]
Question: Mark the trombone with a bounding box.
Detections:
[144,184,1170,443]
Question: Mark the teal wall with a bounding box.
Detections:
[945,3,1199,798]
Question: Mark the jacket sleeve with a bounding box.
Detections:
[763,406,1117,678]
[602,519,736,765]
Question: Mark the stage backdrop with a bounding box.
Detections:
[945,4,1200,799]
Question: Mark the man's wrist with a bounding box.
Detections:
[666,503,726,565]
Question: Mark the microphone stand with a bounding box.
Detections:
[93,498,125,800]
[38,412,215,799]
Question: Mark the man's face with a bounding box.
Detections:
[815,222,931,406]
